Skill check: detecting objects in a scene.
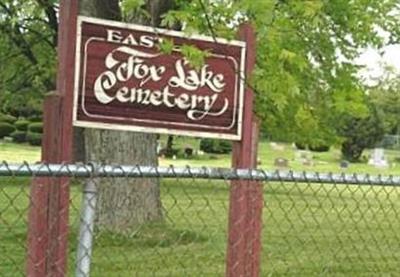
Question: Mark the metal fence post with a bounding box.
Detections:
[76,179,98,277]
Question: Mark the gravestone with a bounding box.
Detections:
[3,137,12,142]
[368,148,388,168]
[340,160,349,169]
[270,142,285,151]
[302,159,314,166]
[295,150,310,161]
[274,158,289,167]
[295,150,314,167]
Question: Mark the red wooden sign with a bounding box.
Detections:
[73,16,246,140]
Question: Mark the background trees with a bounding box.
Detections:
[369,75,400,136]
[338,106,385,162]
[1,0,399,139]
[0,2,399,158]
[0,0,57,117]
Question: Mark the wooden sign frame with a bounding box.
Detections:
[73,16,247,140]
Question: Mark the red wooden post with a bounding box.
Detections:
[226,23,263,277]
[26,1,78,276]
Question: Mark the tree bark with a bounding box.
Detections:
[78,0,175,231]
[84,129,162,231]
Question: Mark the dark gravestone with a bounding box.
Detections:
[340,160,349,169]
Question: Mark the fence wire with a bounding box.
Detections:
[1,162,400,276]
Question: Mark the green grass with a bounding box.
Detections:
[0,141,40,163]
[1,140,400,275]
[2,177,400,276]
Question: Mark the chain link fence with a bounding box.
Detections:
[1,162,400,276]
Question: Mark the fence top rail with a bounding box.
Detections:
[0,161,400,186]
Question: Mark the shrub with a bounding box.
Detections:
[27,131,42,146]
[294,142,307,150]
[28,122,43,133]
[0,123,16,138]
[199,138,214,153]
[184,147,194,157]
[200,138,232,154]
[28,116,43,122]
[219,140,232,154]
[338,108,384,162]
[0,113,17,124]
[309,144,330,152]
[10,131,27,143]
[14,120,31,131]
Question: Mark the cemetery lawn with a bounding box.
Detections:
[1,138,400,175]
[2,177,400,275]
[0,141,41,162]
[1,139,400,275]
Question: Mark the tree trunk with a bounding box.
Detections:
[166,135,175,158]
[84,129,162,231]
[78,0,175,231]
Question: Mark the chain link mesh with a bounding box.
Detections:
[1,162,400,276]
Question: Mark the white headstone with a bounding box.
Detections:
[368,148,388,168]
[270,142,285,151]
[294,150,310,163]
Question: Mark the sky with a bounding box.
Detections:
[356,44,400,86]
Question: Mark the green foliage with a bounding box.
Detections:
[199,138,232,154]
[309,144,330,153]
[295,141,330,152]
[121,0,145,12]
[0,113,17,124]
[26,131,42,146]
[10,131,26,143]
[158,38,175,55]
[2,0,399,144]
[180,45,210,70]
[28,115,43,123]
[156,0,399,143]
[14,120,30,132]
[0,0,56,116]
[199,138,213,153]
[294,142,306,150]
[28,122,43,134]
[0,123,16,138]
[218,140,232,154]
[369,74,400,135]
[338,108,384,162]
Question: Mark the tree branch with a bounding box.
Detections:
[35,0,58,46]
[0,1,39,65]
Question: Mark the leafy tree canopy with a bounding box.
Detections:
[368,70,400,136]
[0,0,57,116]
[155,0,399,144]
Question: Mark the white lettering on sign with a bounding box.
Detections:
[93,47,229,121]
[169,59,225,93]
[106,29,158,48]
